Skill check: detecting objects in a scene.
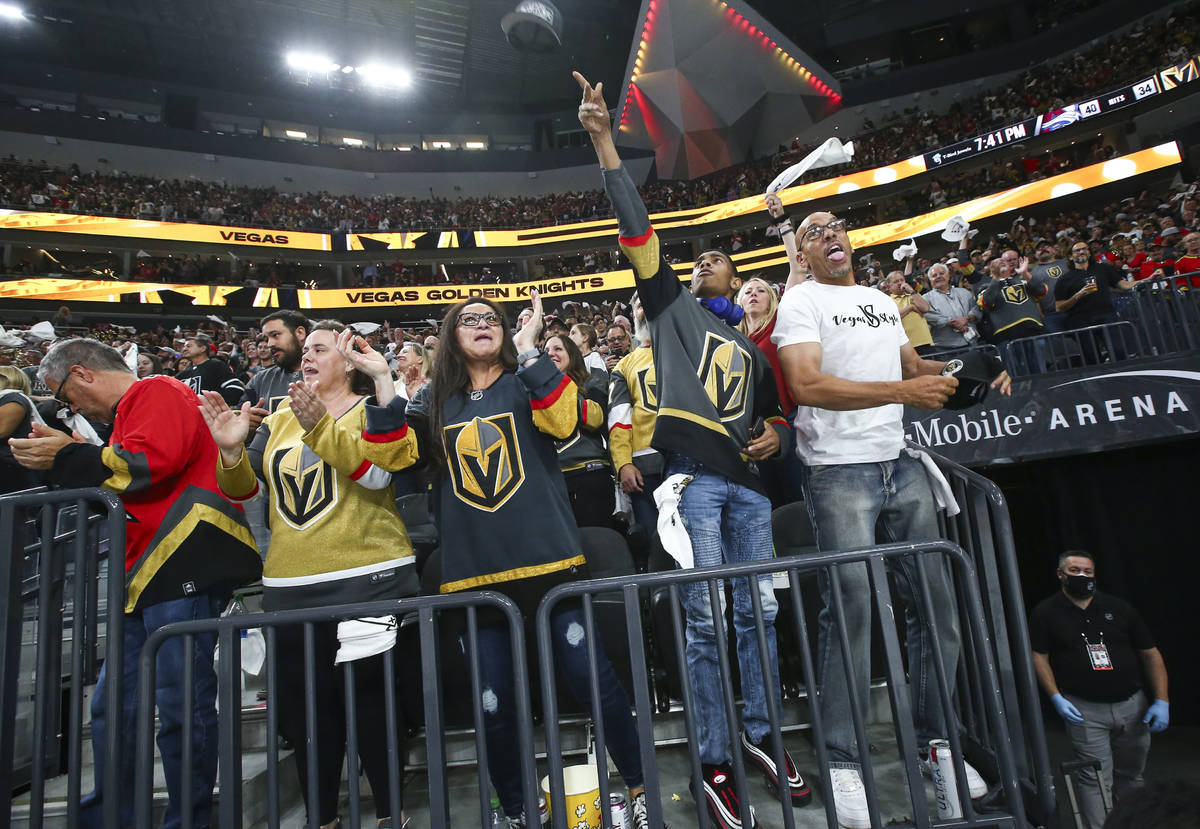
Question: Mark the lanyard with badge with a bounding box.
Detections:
[1081,632,1113,670]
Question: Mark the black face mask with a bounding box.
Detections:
[1063,574,1096,598]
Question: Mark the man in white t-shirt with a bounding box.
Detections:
[772,211,1011,829]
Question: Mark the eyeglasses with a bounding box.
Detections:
[801,218,849,242]
[54,367,76,407]
[456,312,503,328]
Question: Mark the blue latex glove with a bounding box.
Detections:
[699,296,745,326]
[1143,699,1169,733]
[1051,693,1084,724]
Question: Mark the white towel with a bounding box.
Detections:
[905,447,960,517]
[335,615,398,664]
[766,138,855,194]
[653,474,695,569]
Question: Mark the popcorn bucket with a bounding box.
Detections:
[541,765,601,829]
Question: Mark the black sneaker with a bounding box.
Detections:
[740,730,812,806]
[690,762,758,829]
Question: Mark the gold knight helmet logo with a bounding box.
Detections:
[698,332,750,422]
[635,364,658,412]
[1002,283,1028,304]
[445,413,525,511]
[270,444,337,528]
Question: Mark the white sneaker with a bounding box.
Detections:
[828,766,871,829]
[920,754,988,799]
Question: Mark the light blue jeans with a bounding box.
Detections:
[668,454,780,765]
[800,453,961,764]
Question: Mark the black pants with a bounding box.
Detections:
[565,466,618,530]
[275,621,407,823]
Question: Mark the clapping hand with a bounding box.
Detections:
[198,391,250,467]
[289,381,327,432]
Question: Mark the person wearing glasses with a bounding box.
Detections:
[579,72,803,829]
[9,338,261,829]
[406,292,651,828]
[1055,241,1138,331]
[771,211,1014,828]
[604,323,632,370]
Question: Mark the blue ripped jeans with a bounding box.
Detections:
[668,454,780,766]
[473,604,643,817]
[800,453,961,764]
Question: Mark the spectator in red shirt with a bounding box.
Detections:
[1172,232,1200,289]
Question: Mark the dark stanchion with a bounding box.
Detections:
[133,590,533,829]
[303,622,321,829]
[537,540,1029,829]
[920,444,1056,823]
[0,487,124,829]
[748,572,796,829]
[343,660,362,829]
[827,564,885,829]
[181,633,195,829]
[264,625,281,829]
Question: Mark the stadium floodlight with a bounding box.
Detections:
[285,51,340,74]
[285,129,308,139]
[356,64,413,90]
[0,3,25,20]
[464,141,487,150]
[342,137,364,146]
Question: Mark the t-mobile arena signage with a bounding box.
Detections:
[904,354,1200,466]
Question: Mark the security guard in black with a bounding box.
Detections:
[1029,590,1156,703]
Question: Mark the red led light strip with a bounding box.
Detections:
[620,0,839,128]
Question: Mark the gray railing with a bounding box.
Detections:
[0,487,126,829]
[537,540,1027,829]
[1120,271,1200,354]
[922,444,1057,825]
[134,591,537,829]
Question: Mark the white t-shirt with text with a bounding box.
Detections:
[772,281,909,465]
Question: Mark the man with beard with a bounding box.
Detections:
[1055,241,1138,330]
[774,210,1010,828]
[241,310,309,424]
[1029,551,1169,829]
[176,333,244,405]
[239,311,309,555]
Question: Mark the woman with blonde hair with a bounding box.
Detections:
[1,365,44,493]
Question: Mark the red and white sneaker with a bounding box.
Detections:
[740,730,813,806]
[690,762,759,829]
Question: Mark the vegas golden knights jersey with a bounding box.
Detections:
[217,396,419,610]
[601,164,787,495]
[608,345,659,473]
[432,355,586,598]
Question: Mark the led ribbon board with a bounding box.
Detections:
[0,211,332,251]
[925,55,1200,169]
[0,143,1180,307]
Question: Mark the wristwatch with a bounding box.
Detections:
[517,348,541,364]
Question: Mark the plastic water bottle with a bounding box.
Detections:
[490,795,505,826]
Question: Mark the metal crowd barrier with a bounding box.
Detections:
[133,591,537,829]
[0,487,126,829]
[1000,320,1144,377]
[537,540,1026,829]
[921,444,1057,825]
[1121,271,1200,354]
